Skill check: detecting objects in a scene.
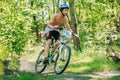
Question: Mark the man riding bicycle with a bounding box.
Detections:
[43,3,78,65]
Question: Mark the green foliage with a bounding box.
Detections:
[76,0,120,50]
[117,0,120,5]
[0,60,4,75]
[0,45,8,60]
[0,1,120,78]
[2,72,33,80]
[0,1,32,55]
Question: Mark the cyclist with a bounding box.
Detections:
[43,3,78,64]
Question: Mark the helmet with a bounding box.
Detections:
[60,3,69,11]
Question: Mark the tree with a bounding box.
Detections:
[69,0,81,51]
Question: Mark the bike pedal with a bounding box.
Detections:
[51,59,55,63]
[43,57,50,65]
[60,58,65,61]
[43,62,50,65]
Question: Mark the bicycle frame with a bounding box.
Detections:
[48,35,67,61]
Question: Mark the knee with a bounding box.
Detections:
[46,39,52,46]
[55,40,59,45]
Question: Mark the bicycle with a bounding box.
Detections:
[106,32,120,63]
[35,28,72,74]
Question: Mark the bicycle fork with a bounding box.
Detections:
[59,44,66,61]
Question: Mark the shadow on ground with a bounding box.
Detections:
[1,68,120,80]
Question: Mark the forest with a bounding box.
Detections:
[0,0,120,80]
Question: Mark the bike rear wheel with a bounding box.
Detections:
[35,50,47,73]
[54,45,71,74]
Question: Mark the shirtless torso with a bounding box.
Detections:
[50,14,66,26]
[46,11,72,32]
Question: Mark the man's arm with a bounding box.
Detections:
[64,17,73,32]
[64,17,79,38]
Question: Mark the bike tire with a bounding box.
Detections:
[35,50,47,74]
[54,45,71,74]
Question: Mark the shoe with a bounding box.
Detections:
[43,57,49,65]
[51,59,55,63]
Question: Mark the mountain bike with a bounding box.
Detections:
[106,32,120,63]
[35,28,72,74]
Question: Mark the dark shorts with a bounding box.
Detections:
[46,30,60,41]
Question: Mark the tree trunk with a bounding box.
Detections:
[52,0,55,13]
[56,0,60,13]
[69,0,81,51]
[107,48,120,63]
[33,16,40,43]
[31,0,40,43]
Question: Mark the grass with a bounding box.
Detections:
[67,49,120,73]
[0,61,4,75]
[1,45,120,80]
[1,72,91,80]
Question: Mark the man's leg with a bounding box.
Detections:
[43,39,52,64]
[44,39,52,57]
[52,40,59,54]
[52,31,60,54]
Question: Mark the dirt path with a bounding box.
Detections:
[19,46,53,73]
[19,57,53,73]
[19,56,120,79]
[19,46,120,79]
[19,57,36,73]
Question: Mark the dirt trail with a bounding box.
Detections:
[19,57,53,73]
[19,46,120,79]
[19,46,53,73]
[19,56,120,79]
[19,57,36,73]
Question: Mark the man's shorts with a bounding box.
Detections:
[46,30,60,41]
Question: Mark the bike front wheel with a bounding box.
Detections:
[35,50,47,74]
[54,45,71,74]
